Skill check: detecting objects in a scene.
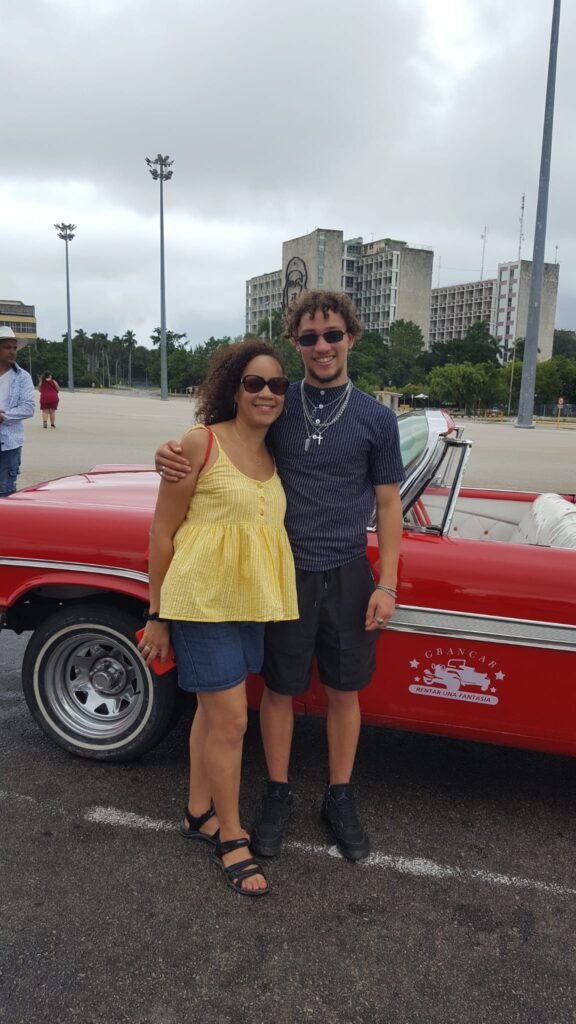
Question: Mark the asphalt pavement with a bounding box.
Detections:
[2,625,576,1024]
[2,391,576,1023]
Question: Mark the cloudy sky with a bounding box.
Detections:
[2,0,574,348]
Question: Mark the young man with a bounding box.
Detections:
[0,327,36,497]
[156,291,404,859]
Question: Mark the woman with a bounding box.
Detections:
[139,340,297,897]
[38,372,60,428]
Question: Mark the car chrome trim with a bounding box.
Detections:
[441,440,473,535]
[389,605,576,653]
[0,557,148,585]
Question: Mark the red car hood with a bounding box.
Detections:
[8,467,159,510]
[1,468,158,567]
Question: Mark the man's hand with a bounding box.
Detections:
[0,411,5,424]
[365,589,396,631]
[155,440,192,482]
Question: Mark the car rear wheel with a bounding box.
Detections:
[22,604,179,762]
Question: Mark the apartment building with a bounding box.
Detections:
[245,228,434,340]
[0,299,37,342]
[494,260,558,362]
[245,270,283,340]
[430,260,559,362]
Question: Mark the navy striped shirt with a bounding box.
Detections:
[268,382,405,572]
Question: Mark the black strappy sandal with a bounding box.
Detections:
[178,804,219,847]
[212,838,269,897]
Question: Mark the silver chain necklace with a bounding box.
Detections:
[302,387,350,416]
[300,380,353,451]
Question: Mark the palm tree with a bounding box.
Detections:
[73,328,91,377]
[122,330,138,388]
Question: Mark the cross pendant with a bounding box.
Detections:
[312,432,322,445]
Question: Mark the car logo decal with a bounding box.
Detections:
[408,649,504,705]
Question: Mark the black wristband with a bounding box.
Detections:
[144,610,166,622]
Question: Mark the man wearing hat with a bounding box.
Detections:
[0,326,36,497]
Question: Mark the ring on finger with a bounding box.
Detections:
[376,617,384,625]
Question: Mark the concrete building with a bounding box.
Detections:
[494,259,559,362]
[0,299,37,343]
[429,260,559,362]
[245,270,282,339]
[343,236,433,340]
[245,228,434,340]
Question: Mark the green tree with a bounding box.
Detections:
[257,308,283,343]
[348,331,389,386]
[422,323,501,372]
[387,320,424,386]
[536,357,576,405]
[553,329,576,359]
[150,328,187,354]
[122,330,138,387]
[427,362,504,413]
[188,336,232,386]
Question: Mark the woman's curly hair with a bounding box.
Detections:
[283,289,362,339]
[195,339,286,425]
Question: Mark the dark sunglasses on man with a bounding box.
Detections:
[241,375,290,396]
[296,329,348,347]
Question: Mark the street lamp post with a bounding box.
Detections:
[54,223,76,391]
[145,154,173,401]
[517,0,561,427]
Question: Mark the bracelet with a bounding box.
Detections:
[376,584,397,599]
[144,610,166,622]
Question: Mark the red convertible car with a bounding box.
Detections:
[1,411,575,762]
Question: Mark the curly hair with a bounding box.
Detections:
[283,289,363,339]
[195,339,286,425]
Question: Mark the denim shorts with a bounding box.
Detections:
[170,620,265,692]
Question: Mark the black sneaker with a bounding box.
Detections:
[250,781,292,857]
[321,784,369,861]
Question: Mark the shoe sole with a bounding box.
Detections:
[249,835,285,858]
[321,809,369,861]
[178,823,220,847]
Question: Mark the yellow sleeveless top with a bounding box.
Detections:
[160,427,298,623]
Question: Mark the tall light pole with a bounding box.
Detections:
[54,223,76,391]
[145,153,173,401]
[517,0,561,428]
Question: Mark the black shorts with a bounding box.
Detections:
[262,556,377,696]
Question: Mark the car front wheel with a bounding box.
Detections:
[22,604,179,762]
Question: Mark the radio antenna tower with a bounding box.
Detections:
[480,225,487,281]
[518,193,525,263]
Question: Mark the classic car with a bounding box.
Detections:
[1,410,575,762]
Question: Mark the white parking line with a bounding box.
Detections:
[85,805,576,898]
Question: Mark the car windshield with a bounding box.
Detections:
[397,412,430,474]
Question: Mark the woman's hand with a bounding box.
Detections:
[137,620,171,667]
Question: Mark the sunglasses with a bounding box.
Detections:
[297,329,347,347]
[241,374,290,396]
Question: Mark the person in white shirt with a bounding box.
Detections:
[0,327,36,497]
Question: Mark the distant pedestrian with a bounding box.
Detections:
[39,372,60,428]
[0,327,35,497]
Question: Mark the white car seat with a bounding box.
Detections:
[511,492,576,549]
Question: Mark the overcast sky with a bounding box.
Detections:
[2,0,574,348]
